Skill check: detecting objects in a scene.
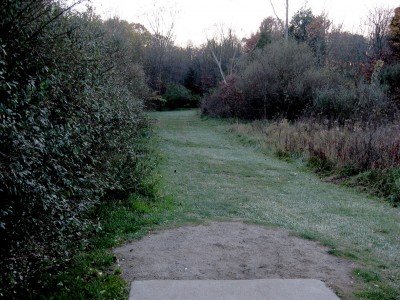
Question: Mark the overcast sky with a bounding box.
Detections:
[89,0,399,46]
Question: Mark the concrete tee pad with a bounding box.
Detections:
[129,279,340,300]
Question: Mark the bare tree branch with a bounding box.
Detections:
[269,0,284,28]
[27,0,86,42]
[206,25,241,83]
[146,5,177,90]
[269,0,288,42]
[211,49,226,83]
[365,6,393,59]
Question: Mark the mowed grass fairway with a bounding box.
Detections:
[152,109,399,299]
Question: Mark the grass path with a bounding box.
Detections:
[153,109,399,299]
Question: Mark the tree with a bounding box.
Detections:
[307,14,331,67]
[243,32,261,53]
[243,17,282,52]
[102,18,150,99]
[289,7,315,42]
[388,7,400,61]
[285,0,289,42]
[289,7,331,67]
[383,7,400,105]
[365,7,393,60]
[259,17,283,46]
[326,27,368,78]
[268,0,288,42]
[145,5,177,91]
[184,67,200,94]
[206,26,241,83]
[129,22,152,63]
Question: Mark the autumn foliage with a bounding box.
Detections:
[201,6,400,204]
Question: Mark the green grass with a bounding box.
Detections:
[33,124,184,299]
[345,169,400,205]
[352,268,399,300]
[327,249,358,259]
[152,109,400,300]
[45,109,399,299]
[42,194,178,300]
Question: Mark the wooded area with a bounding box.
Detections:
[0,0,399,298]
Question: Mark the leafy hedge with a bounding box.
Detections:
[0,1,150,297]
[163,84,200,110]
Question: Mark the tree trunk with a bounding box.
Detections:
[285,0,289,42]
[211,49,226,83]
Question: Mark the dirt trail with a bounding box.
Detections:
[114,222,354,293]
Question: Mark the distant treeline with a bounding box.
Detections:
[201,7,400,121]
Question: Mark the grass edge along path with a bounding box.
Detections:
[36,126,179,300]
[43,195,177,300]
[154,109,399,300]
[43,109,399,299]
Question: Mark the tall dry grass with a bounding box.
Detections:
[263,119,400,172]
[229,118,400,202]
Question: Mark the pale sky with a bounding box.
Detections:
[89,0,399,46]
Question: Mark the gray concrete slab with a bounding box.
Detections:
[129,279,340,300]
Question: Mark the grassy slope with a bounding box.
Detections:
[154,110,400,300]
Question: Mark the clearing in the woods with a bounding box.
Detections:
[115,110,399,299]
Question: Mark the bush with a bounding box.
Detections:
[202,40,319,120]
[219,75,246,118]
[163,84,199,109]
[352,169,400,204]
[201,89,229,118]
[313,82,392,122]
[201,75,245,118]
[201,38,398,123]
[381,63,400,107]
[238,40,315,119]
[313,85,357,121]
[0,1,151,297]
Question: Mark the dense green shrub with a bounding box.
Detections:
[0,1,150,297]
[351,169,400,205]
[163,84,199,109]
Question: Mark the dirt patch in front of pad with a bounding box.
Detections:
[114,222,355,294]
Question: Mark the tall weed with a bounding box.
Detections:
[232,119,400,202]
